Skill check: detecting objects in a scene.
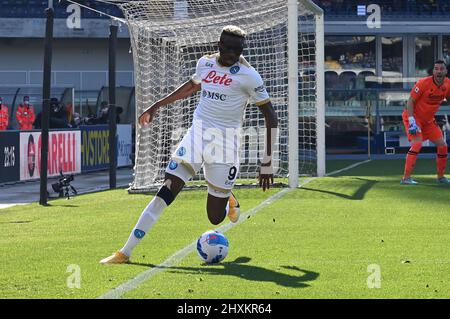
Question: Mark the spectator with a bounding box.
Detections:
[70,112,83,127]
[91,101,109,124]
[0,97,9,131]
[16,96,36,130]
[49,98,69,128]
[325,55,341,70]
[89,101,122,125]
[34,98,69,129]
[83,102,103,125]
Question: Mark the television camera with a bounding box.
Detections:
[51,171,77,199]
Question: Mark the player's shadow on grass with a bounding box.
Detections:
[301,177,378,200]
[45,203,79,208]
[129,257,319,288]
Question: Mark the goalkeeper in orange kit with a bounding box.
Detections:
[401,60,450,185]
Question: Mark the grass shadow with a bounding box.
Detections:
[45,203,79,208]
[333,158,443,177]
[301,177,378,200]
[128,256,319,288]
[0,220,32,224]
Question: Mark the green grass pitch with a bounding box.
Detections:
[1,159,450,299]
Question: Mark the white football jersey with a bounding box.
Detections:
[191,53,270,130]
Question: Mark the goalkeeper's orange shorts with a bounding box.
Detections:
[402,112,443,142]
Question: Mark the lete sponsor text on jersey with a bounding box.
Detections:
[203,71,232,86]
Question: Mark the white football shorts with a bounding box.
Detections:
[165,121,240,198]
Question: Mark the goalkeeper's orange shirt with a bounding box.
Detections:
[409,76,450,123]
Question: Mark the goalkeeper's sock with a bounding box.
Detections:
[120,196,167,257]
[404,142,422,178]
[437,145,448,178]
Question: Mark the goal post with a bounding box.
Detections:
[312,1,326,178]
[107,0,325,192]
[288,0,299,188]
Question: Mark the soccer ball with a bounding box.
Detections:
[196,230,229,263]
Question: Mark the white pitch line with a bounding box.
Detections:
[97,187,295,299]
[0,203,27,210]
[325,159,371,177]
[97,160,371,299]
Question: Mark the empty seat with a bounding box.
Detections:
[338,71,357,90]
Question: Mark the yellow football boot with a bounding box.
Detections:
[99,251,129,264]
[227,192,240,223]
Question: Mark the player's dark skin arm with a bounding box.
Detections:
[138,79,201,199]
[138,80,201,126]
[258,101,278,191]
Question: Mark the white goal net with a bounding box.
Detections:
[109,0,324,192]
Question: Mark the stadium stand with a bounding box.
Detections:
[0,0,123,18]
[313,0,450,18]
[1,1,449,20]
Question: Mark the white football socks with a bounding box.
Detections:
[120,196,167,257]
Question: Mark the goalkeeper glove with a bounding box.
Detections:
[408,116,420,135]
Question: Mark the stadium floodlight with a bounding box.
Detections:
[90,0,325,191]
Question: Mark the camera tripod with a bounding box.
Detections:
[60,184,78,200]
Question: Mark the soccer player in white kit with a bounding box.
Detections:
[100,25,278,264]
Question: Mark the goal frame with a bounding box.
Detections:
[108,0,325,192]
[288,0,325,188]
